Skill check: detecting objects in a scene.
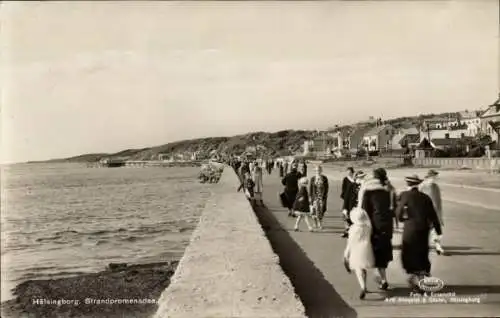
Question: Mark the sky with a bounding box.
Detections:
[1,1,499,163]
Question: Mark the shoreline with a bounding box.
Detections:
[1,260,178,318]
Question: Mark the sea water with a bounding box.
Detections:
[1,163,213,301]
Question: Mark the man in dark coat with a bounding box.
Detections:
[281,162,303,217]
[342,170,365,238]
[396,175,442,290]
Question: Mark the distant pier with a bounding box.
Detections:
[86,160,203,168]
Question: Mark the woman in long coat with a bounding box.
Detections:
[309,165,329,229]
[359,168,394,290]
[396,175,442,289]
[281,162,302,217]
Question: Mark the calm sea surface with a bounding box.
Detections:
[1,163,213,301]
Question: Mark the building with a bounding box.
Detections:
[419,123,468,142]
[480,95,500,123]
[422,115,459,129]
[485,121,500,148]
[305,134,336,156]
[362,124,395,152]
[347,125,373,152]
[480,95,500,142]
[459,110,482,127]
[391,127,419,150]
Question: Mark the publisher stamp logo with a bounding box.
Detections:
[418,276,445,293]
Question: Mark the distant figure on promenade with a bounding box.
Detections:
[419,169,444,255]
[281,162,302,217]
[300,160,308,177]
[343,205,375,300]
[396,175,442,291]
[253,166,264,206]
[237,171,255,204]
[249,161,255,177]
[342,171,366,238]
[359,168,394,291]
[278,161,284,178]
[293,177,314,231]
[267,159,273,175]
[341,167,355,235]
[238,161,250,183]
[309,165,329,230]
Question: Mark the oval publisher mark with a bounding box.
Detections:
[418,277,445,292]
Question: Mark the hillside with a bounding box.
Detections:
[46,110,477,163]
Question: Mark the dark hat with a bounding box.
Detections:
[426,169,439,177]
[405,174,423,185]
[373,168,388,182]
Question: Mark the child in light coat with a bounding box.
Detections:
[343,205,375,299]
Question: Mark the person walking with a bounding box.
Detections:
[281,162,303,217]
[343,205,375,299]
[293,177,314,232]
[278,161,284,178]
[309,164,329,230]
[396,175,442,291]
[342,170,366,238]
[341,167,355,235]
[359,168,394,290]
[237,171,255,204]
[283,161,289,176]
[300,160,308,177]
[419,169,444,255]
[253,166,264,206]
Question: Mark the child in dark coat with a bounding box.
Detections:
[293,177,314,232]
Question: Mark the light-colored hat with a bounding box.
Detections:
[355,171,366,179]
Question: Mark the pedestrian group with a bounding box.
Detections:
[231,157,444,299]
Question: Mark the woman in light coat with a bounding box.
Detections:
[253,166,264,206]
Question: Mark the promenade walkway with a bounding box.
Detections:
[255,171,500,318]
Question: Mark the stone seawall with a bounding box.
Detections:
[153,167,306,318]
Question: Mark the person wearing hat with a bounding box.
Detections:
[341,170,366,238]
[281,161,303,217]
[419,169,444,255]
[358,168,395,291]
[396,174,442,291]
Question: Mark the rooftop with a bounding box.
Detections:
[458,110,480,119]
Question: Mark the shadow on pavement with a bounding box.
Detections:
[253,204,357,318]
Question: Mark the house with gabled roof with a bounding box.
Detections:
[362,124,395,152]
[391,127,419,150]
[346,125,373,152]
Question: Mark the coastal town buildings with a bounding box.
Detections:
[347,126,372,152]
[362,124,395,152]
[391,127,420,150]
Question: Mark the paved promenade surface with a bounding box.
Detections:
[255,170,500,318]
